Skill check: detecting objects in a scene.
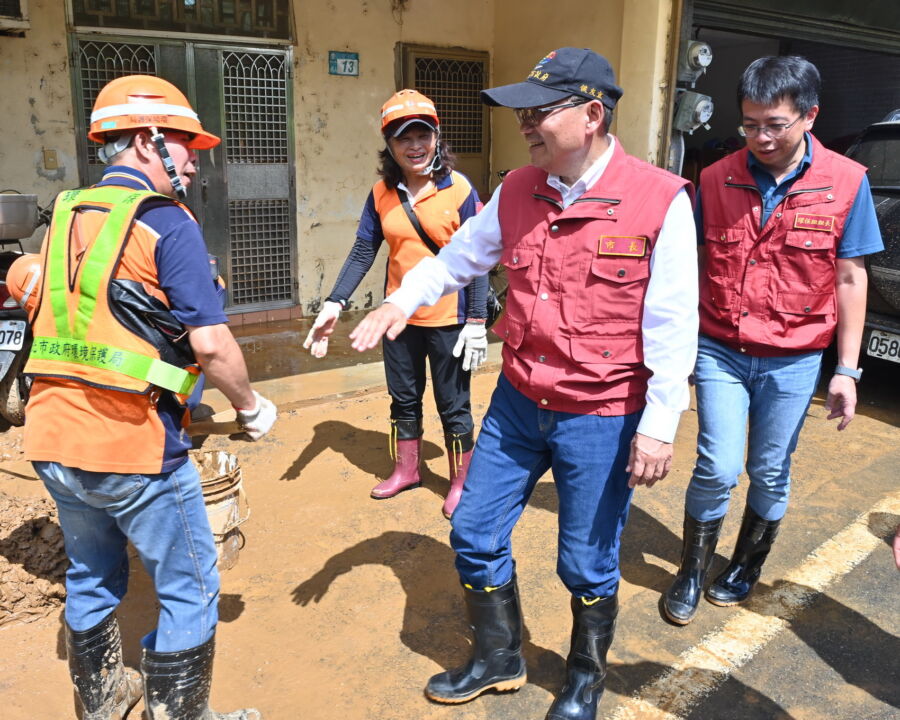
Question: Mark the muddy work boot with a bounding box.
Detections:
[425,576,527,703]
[663,512,724,625]
[371,419,422,499]
[66,611,142,720]
[545,594,617,720]
[706,505,781,606]
[442,431,475,519]
[141,634,261,720]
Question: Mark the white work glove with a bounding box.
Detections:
[302,301,342,358]
[235,391,277,441]
[452,321,488,372]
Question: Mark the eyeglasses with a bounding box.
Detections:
[514,99,589,126]
[737,116,803,139]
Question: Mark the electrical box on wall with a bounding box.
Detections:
[673,90,714,134]
[0,0,30,34]
[677,40,713,88]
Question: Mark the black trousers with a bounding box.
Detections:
[382,323,473,441]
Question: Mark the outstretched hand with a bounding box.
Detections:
[302,301,342,358]
[626,432,672,488]
[350,303,408,351]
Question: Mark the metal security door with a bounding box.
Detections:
[72,38,295,312]
[194,46,295,311]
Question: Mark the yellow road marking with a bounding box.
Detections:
[609,491,900,720]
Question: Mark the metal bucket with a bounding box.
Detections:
[191,450,250,571]
[0,194,38,240]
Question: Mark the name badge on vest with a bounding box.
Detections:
[793,213,834,232]
[598,236,647,257]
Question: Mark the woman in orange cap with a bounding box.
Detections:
[304,89,488,519]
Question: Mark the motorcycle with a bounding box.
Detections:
[0,192,47,426]
[0,249,32,425]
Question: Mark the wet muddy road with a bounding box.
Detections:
[0,324,897,719]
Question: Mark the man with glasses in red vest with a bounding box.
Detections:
[663,56,883,627]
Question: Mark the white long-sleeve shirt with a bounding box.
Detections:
[387,138,698,442]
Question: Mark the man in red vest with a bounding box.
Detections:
[663,56,883,626]
[350,47,698,720]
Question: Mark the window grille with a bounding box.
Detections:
[413,57,486,154]
[228,199,292,305]
[399,44,490,195]
[72,0,290,39]
[223,51,288,164]
[77,41,157,165]
[0,0,23,16]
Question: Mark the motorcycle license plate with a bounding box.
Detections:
[866,329,900,364]
[0,320,26,351]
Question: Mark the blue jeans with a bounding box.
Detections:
[686,335,822,523]
[35,459,220,653]
[450,374,640,598]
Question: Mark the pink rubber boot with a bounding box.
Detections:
[371,437,421,498]
[442,448,473,519]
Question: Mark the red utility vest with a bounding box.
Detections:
[495,141,690,416]
[699,135,866,355]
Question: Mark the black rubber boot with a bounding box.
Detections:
[706,505,781,606]
[425,576,527,703]
[141,634,262,719]
[663,513,724,624]
[66,612,142,720]
[545,594,617,720]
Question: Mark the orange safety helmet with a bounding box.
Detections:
[380,89,439,136]
[88,75,220,150]
[6,253,42,317]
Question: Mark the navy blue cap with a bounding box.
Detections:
[481,47,623,110]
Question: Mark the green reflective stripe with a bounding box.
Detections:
[31,336,198,395]
[74,195,142,338]
[46,189,86,338]
[45,186,167,340]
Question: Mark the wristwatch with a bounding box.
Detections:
[834,365,862,382]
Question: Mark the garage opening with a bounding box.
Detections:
[676,0,900,185]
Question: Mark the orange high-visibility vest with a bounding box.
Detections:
[26,186,200,398]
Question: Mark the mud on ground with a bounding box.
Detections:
[1,360,899,720]
[0,434,67,627]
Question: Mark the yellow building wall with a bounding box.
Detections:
[619,0,681,165]
[489,0,624,190]
[490,0,678,187]
[0,0,76,250]
[0,0,679,314]
[292,0,494,313]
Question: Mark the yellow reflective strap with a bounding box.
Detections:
[580,596,607,606]
[30,336,198,396]
[463,583,501,593]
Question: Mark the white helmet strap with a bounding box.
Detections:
[97,132,136,165]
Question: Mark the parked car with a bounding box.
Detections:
[845,109,900,367]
